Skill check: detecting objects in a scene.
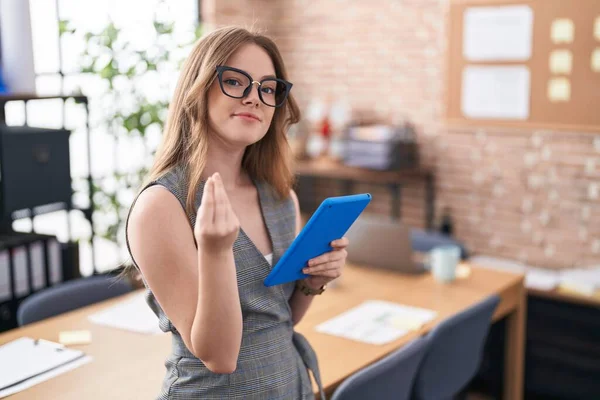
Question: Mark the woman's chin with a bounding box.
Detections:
[222,130,266,147]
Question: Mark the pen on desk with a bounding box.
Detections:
[33,338,66,351]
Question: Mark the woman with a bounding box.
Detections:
[126,26,349,399]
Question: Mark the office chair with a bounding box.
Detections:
[412,294,501,400]
[17,274,133,326]
[331,336,430,400]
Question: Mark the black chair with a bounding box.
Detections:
[17,275,132,326]
[331,336,430,400]
[412,294,501,400]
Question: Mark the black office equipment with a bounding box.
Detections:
[0,125,72,221]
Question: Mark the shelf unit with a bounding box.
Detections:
[0,93,97,274]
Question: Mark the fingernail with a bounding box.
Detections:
[303,268,309,273]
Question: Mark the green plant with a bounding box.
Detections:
[61,5,202,259]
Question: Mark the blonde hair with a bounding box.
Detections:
[145,26,300,215]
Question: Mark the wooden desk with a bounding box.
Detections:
[0,264,525,400]
[294,158,435,229]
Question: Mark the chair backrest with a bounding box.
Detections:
[331,335,430,400]
[413,294,501,400]
[17,274,132,326]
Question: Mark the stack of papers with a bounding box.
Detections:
[471,256,600,295]
[559,267,600,296]
[315,300,437,345]
[525,268,561,291]
[88,291,163,335]
[0,337,92,398]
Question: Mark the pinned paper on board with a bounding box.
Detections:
[595,16,600,41]
[592,48,600,72]
[463,5,533,61]
[461,65,530,119]
[549,50,573,74]
[547,78,571,102]
[551,18,574,44]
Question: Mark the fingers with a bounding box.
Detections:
[213,173,227,225]
[303,249,346,276]
[330,237,349,249]
[198,176,215,224]
[308,249,347,267]
[303,262,342,278]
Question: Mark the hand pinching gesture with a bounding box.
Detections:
[194,173,240,253]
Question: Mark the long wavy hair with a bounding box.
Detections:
[144,26,300,216]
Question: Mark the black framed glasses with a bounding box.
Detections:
[215,65,292,108]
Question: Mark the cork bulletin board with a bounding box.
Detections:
[446,0,600,131]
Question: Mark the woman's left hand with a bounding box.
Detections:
[301,237,349,289]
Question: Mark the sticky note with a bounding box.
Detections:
[595,16,600,41]
[391,316,425,331]
[549,50,572,74]
[592,48,600,72]
[58,330,92,346]
[547,78,571,102]
[551,19,574,44]
[456,264,471,279]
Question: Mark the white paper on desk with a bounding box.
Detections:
[463,5,533,61]
[461,65,530,120]
[315,300,437,345]
[0,337,89,396]
[525,268,560,291]
[88,291,163,335]
[0,355,92,398]
[559,267,600,296]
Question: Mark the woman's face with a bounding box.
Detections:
[207,43,277,148]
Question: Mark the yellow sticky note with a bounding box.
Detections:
[391,316,425,331]
[58,330,92,346]
[595,16,600,41]
[547,78,571,102]
[551,19,574,44]
[592,48,600,72]
[456,264,472,279]
[549,50,572,74]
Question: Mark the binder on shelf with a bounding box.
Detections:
[0,232,65,333]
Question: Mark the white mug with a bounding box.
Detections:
[430,245,461,283]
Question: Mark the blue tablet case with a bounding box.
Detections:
[264,193,372,287]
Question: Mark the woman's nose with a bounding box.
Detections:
[242,81,261,106]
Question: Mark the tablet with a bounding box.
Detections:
[264,193,372,287]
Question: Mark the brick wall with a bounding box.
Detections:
[203,0,600,269]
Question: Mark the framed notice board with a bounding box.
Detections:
[447,0,600,131]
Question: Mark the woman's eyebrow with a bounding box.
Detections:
[259,73,277,80]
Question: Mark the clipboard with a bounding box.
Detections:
[0,337,86,393]
[264,193,372,287]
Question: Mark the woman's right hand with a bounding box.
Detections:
[194,173,240,254]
